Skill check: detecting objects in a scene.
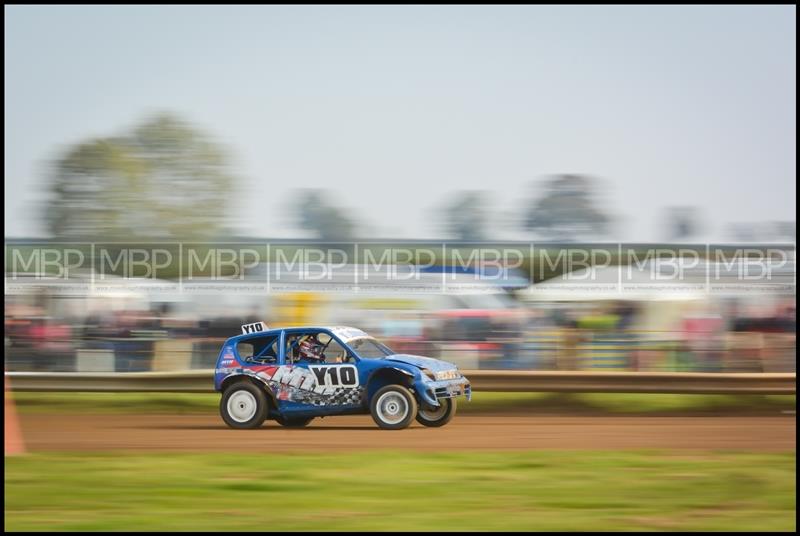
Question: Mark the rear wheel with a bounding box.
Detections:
[370,385,417,430]
[275,416,314,428]
[220,382,268,429]
[416,398,457,427]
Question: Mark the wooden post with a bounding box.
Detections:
[5,373,26,455]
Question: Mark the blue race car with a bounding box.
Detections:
[214,323,471,430]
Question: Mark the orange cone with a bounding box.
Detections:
[5,373,26,455]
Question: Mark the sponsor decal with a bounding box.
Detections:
[246,364,362,406]
[220,346,237,366]
[310,365,359,388]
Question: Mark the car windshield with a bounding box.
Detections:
[347,337,393,358]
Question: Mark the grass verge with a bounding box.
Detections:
[4,450,796,531]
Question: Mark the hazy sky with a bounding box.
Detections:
[5,5,796,240]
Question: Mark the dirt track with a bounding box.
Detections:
[18,413,796,452]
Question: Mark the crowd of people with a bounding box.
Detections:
[4,294,796,373]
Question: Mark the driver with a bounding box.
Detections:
[297,335,326,362]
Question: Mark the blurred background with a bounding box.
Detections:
[4,6,795,374]
[3,242,797,374]
[4,5,796,532]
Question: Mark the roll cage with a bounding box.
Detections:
[233,327,391,365]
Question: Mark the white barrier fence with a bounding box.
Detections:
[5,370,796,395]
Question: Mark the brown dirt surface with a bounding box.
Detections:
[17,413,796,452]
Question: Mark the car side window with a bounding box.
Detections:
[322,338,350,363]
[237,335,280,364]
[285,332,322,364]
[285,332,353,364]
[237,342,255,360]
[284,334,303,364]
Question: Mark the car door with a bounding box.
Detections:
[272,329,363,415]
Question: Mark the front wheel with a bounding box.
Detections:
[416,398,457,427]
[370,385,418,430]
[220,382,268,429]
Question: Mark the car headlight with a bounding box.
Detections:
[420,368,436,381]
[434,369,460,381]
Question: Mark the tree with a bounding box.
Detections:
[522,174,611,240]
[45,113,235,240]
[294,189,355,241]
[443,191,488,241]
[663,206,701,242]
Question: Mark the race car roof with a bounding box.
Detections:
[227,326,371,344]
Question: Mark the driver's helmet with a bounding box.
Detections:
[298,335,325,362]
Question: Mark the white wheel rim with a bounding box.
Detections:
[376,391,409,425]
[419,402,448,421]
[227,390,257,423]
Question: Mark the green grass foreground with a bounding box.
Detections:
[4,451,796,531]
[10,391,796,416]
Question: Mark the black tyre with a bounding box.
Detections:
[369,384,418,430]
[275,416,314,428]
[220,381,269,429]
[416,398,457,427]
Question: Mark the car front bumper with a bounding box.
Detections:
[417,377,472,407]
